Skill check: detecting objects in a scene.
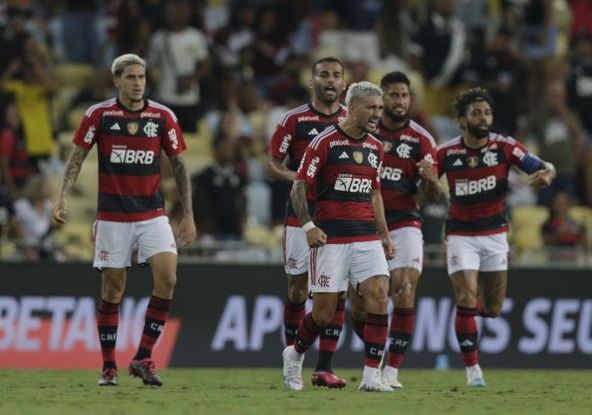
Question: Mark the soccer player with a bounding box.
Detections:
[52,54,196,387]
[437,87,555,387]
[349,71,441,389]
[267,57,348,388]
[282,81,396,392]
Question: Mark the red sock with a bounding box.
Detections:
[455,305,478,367]
[363,313,388,368]
[294,313,322,354]
[134,295,172,360]
[97,299,119,370]
[283,297,305,347]
[386,307,415,368]
[319,298,345,352]
[351,316,366,341]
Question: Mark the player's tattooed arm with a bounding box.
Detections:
[52,145,89,223]
[169,153,197,246]
[290,179,312,225]
[59,145,89,197]
[169,154,193,216]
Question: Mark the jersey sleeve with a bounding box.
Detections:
[436,146,446,178]
[269,116,293,160]
[508,138,542,174]
[161,112,186,156]
[421,135,438,175]
[295,140,326,186]
[374,146,384,190]
[72,109,100,149]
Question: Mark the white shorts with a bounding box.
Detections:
[445,233,509,275]
[388,227,423,272]
[309,240,390,294]
[283,225,309,275]
[93,216,177,269]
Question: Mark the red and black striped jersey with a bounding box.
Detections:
[269,103,346,227]
[295,125,383,244]
[375,119,438,231]
[437,133,534,236]
[72,98,186,222]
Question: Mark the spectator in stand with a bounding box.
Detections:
[568,0,592,38]
[464,27,521,136]
[245,5,292,100]
[0,32,57,172]
[332,0,385,70]
[408,0,468,117]
[149,0,210,132]
[521,0,557,113]
[13,174,57,260]
[58,0,105,64]
[192,133,248,242]
[211,3,256,83]
[565,30,592,205]
[520,79,588,206]
[0,94,29,200]
[542,190,588,251]
[0,181,37,261]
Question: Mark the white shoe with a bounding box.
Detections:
[358,372,394,392]
[381,366,403,389]
[466,364,486,387]
[282,346,304,390]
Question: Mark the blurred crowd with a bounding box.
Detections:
[1,0,592,261]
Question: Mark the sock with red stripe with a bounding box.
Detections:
[294,313,322,354]
[386,307,415,368]
[363,313,389,368]
[351,315,366,342]
[316,298,345,372]
[97,299,119,370]
[283,297,305,347]
[134,295,172,361]
[455,305,479,367]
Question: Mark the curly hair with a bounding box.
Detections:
[452,87,494,118]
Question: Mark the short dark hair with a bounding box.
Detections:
[453,87,494,118]
[311,57,343,77]
[380,71,411,89]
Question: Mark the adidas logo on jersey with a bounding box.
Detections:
[453,159,463,166]
[308,128,319,136]
[110,123,121,131]
[339,152,349,159]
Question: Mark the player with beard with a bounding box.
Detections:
[267,57,348,388]
[348,71,441,389]
[437,87,555,387]
[282,80,396,392]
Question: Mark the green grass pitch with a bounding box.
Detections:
[1,368,591,415]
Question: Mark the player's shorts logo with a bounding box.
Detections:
[127,122,139,135]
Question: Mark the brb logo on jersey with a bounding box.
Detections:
[455,175,496,196]
[110,145,155,164]
[334,173,372,193]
